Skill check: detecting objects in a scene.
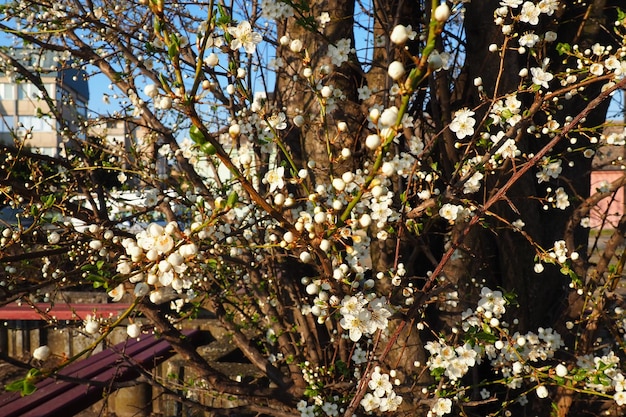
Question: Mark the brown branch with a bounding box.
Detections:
[137,299,295,405]
[358,70,626,417]
[565,173,626,277]
[206,298,294,392]
[425,75,626,300]
[592,213,626,283]
[62,32,214,200]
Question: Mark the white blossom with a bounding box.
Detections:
[450,108,476,139]
[531,67,554,88]
[33,345,51,361]
[227,21,262,54]
[264,167,285,192]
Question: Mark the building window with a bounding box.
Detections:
[0,116,15,132]
[18,83,53,100]
[19,115,54,132]
[44,83,54,97]
[76,100,88,117]
[0,84,15,100]
[18,83,39,99]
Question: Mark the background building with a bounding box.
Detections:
[590,122,626,228]
[0,48,89,156]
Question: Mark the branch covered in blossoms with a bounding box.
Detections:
[1,1,626,416]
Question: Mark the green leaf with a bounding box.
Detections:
[168,43,178,59]
[199,143,216,155]
[226,191,238,209]
[556,43,571,55]
[551,402,559,416]
[85,274,107,289]
[6,369,41,396]
[430,367,446,379]
[158,72,168,88]
[216,4,231,26]
[303,387,318,398]
[153,16,162,34]
[43,194,55,208]
[5,379,25,392]
[189,125,206,145]
[22,381,37,396]
[295,15,317,31]
[335,360,350,378]
[26,368,41,379]
[206,258,218,270]
[567,268,581,286]
[597,373,612,386]
[169,33,179,47]
[475,331,498,343]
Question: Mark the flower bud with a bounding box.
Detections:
[204,52,219,67]
[239,152,252,166]
[365,134,381,150]
[283,231,295,243]
[229,123,241,137]
[159,96,172,110]
[127,322,142,338]
[48,231,60,245]
[144,84,159,98]
[290,39,303,53]
[332,177,346,191]
[369,108,380,124]
[381,161,395,177]
[33,345,51,361]
[390,25,410,45]
[434,3,451,23]
[359,214,372,228]
[134,282,149,297]
[84,317,100,335]
[293,115,305,127]
[379,106,398,127]
[428,52,443,71]
[536,385,549,399]
[300,251,312,263]
[387,61,405,80]
[306,283,319,294]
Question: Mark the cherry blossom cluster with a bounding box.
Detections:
[115,222,198,308]
[338,295,393,342]
[360,367,403,412]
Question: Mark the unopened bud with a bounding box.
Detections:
[434,3,451,23]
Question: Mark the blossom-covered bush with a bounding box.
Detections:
[1,0,626,416]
